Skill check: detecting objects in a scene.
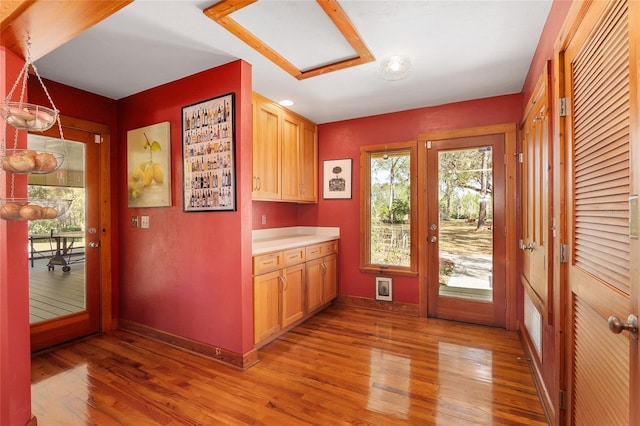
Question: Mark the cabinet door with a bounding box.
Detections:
[252,96,281,200]
[299,119,318,202]
[322,253,337,303]
[282,263,305,327]
[253,270,281,344]
[306,258,324,313]
[281,112,301,201]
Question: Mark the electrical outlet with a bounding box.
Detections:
[261,214,267,225]
[141,216,149,229]
[131,216,138,228]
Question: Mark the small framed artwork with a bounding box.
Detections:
[127,121,172,208]
[375,276,393,301]
[182,93,236,212]
[323,158,352,199]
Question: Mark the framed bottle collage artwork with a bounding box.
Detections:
[181,92,236,212]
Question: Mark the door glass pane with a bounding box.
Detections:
[369,150,411,267]
[28,136,86,323]
[438,147,493,301]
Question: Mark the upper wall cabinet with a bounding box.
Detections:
[252,93,317,203]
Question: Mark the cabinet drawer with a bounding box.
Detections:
[283,247,306,266]
[306,240,338,260]
[253,252,283,275]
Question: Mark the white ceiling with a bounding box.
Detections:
[33,0,552,124]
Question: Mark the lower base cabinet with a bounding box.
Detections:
[282,263,305,327]
[253,239,338,347]
[306,253,337,313]
[253,270,281,344]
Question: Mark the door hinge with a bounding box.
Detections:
[560,244,568,263]
[426,141,432,149]
[559,389,566,410]
[517,152,523,163]
[94,134,102,144]
[559,98,567,117]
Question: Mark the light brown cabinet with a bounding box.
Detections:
[252,239,338,347]
[252,96,281,200]
[321,253,337,303]
[253,269,281,344]
[299,119,318,202]
[281,263,305,327]
[305,240,338,313]
[253,247,306,345]
[252,92,317,203]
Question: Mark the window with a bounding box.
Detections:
[360,141,417,275]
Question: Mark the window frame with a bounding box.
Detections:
[360,141,418,276]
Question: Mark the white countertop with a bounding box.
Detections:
[252,226,340,255]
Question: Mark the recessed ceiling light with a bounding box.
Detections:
[379,55,411,81]
[279,99,294,107]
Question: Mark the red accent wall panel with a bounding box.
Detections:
[117,60,254,354]
[0,46,33,426]
[252,200,299,229]
[297,94,523,302]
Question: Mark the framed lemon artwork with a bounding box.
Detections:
[127,121,172,207]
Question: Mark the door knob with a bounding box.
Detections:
[521,242,534,252]
[608,314,638,340]
[430,236,437,243]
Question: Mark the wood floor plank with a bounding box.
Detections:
[32,305,547,425]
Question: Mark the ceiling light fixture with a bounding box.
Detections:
[279,100,294,107]
[379,55,411,81]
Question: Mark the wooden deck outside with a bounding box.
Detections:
[29,256,85,323]
[31,305,548,425]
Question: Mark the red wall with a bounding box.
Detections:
[252,200,299,229]
[0,46,33,426]
[117,61,254,355]
[295,95,523,303]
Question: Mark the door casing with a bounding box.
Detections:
[30,115,113,351]
[418,123,518,330]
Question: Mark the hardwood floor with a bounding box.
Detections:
[31,306,547,425]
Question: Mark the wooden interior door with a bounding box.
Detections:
[29,125,102,351]
[561,0,638,423]
[520,64,552,324]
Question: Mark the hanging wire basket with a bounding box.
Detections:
[1,148,65,174]
[0,197,72,221]
[0,38,70,220]
[0,101,58,132]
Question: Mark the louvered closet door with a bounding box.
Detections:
[563,0,637,424]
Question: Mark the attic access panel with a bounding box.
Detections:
[203,0,375,80]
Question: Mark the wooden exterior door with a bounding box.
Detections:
[560,0,639,424]
[29,123,103,351]
[424,134,507,327]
